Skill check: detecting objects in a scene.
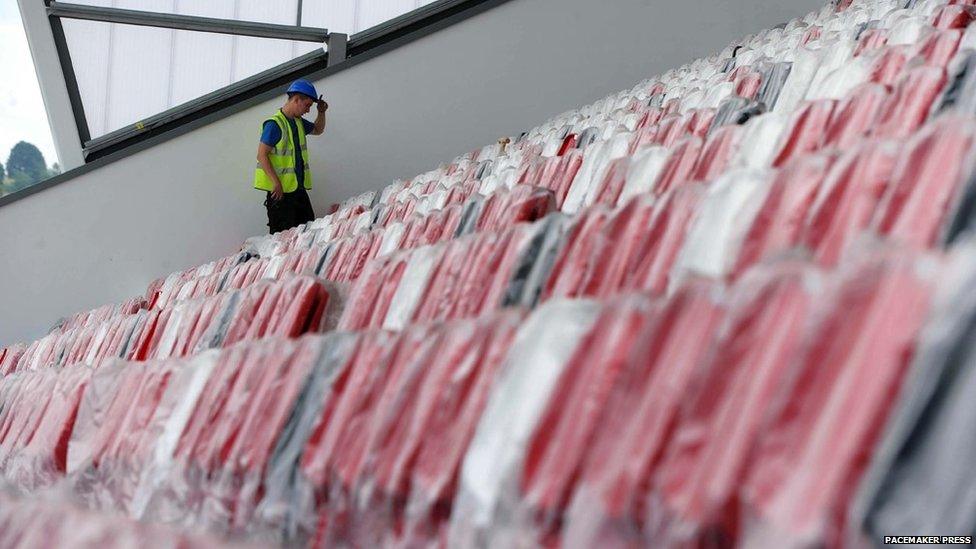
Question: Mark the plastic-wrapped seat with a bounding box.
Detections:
[801,140,901,266]
[937,49,976,115]
[871,64,947,139]
[772,98,837,166]
[190,338,324,535]
[0,344,25,376]
[618,183,707,295]
[653,137,704,195]
[336,249,420,331]
[756,61,793,110]
[854,28,889,55]
[857,241,976,545]
[0,370,61,476]
[775,45,831,115]
[319,229,384,282]
[65,361,161,511]
[541,206,613,300]
[733,112,790,169]
[562,134,632,214]
[867,45,910,86]
[412,224,536,324]
[873,114,976,248]
[649,261,822,546]
[517,149,583,209]
[739,247,938,549]
[931,3,976,29]
[312,313,524,547]
[560,279,727,548]
[142,294,236,361]
[690,125,745,182]
[457,298,653,547]
[546,196,662,301]
[611,145,667,205]
[732,153,837,277]
[294,330,407,545]
[476,185,556,231]
[822,82,889,149]
[674,169,772,282]
[913,28,962,66]
[448,300,602,547]
[2,365,92,491]
[710,97,766,132]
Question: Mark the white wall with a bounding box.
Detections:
[0,0,823,346]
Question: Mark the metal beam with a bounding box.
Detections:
[48,14,90,145]
[47,1,329,43]
[327,33,348,67]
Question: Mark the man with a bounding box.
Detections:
[254,79,328,234]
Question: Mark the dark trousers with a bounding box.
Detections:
[265,187,316,234]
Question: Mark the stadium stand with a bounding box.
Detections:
[4,0,976,546]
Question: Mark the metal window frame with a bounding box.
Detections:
[0,0,513,207]
[47,2,330,42]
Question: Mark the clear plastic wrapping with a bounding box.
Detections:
[250,332,360,543]
[733,111,790,169]
[856,239,976,545]
[801,139,900,266]
[448,300,601,547]
[618,145,669,204]
[873,114,976,248]
[562,278,727,548]
[822,82,889,149]
[648,260,822,546]
[937,49,976,115]
[2,364,92,491]
[740,246,939,549]
[509,297,656,546]
[0,487,250,549]
[502,213,572,308]
[562,133,633,214]
[674,168,772,281]
[734,153,836,275]
[772,98,837,167]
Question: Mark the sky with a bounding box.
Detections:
[0,1,59,168]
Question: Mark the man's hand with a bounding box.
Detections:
[316,94,329,113]
[271,181,284,201]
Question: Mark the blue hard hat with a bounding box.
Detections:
[286,79,318,100]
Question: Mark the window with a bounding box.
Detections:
[0,3,61,197]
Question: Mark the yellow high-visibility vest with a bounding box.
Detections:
[253,109,312,192]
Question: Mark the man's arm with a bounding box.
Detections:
[311,95,328,135]
[257,142,284,201]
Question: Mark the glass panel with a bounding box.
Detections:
[64,0,301,26]
[59,0,446,141]
[302,0,442,35]
[63,19,321,138]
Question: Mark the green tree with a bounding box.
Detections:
[0,161,5,182]
[6,141,47,188]
[49,162,61,177]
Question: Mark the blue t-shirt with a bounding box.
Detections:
[260,111,315,189]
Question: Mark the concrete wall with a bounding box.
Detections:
[0,0,823,345]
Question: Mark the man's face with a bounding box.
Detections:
[296,95,314,115]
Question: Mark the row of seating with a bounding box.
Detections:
[0,487,250,548]
[4,0,976,545]
[7,276,337,375]
[0,240,963,547]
